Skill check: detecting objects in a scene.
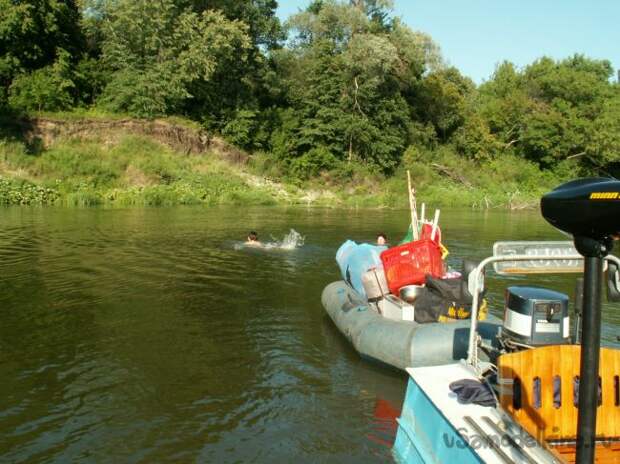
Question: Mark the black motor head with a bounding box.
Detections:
[541,178,620,246]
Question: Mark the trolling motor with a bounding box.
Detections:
[541,177,620,464]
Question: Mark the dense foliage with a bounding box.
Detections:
[1,0,619,180]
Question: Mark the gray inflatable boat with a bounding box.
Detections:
[322,281,502,371]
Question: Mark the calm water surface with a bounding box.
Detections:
[0,207,618,463]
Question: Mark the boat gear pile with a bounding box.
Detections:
[333,184,479,324]
[323,174,500,370]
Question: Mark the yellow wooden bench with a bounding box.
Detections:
[498,344,620,463]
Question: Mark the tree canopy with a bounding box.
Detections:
[1,0,619,178]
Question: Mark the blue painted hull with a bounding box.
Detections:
[393,377,483,464]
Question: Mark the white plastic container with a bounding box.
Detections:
[362,268,389,300]
[378,295,415,322]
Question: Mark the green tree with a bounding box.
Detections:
[275,0,439,173]
[411,67,474,142]
[0,0,84,104]
[476,55,617,173]
[478,61,532,141]
[174,0,285,146]
[183,0,283,48]
[98,0,250,117]
[590,90,620,175]
[8,49,75,112]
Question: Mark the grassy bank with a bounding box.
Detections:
[0,135,294,206]
[0,113,571,208]
[250,145,571,209]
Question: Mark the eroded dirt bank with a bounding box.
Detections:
[16,117,249,163]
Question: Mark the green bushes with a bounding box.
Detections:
[0,177,59,205]
[289,147,339,180]
[222,109,260,149]
[0,133,286,206]
[8,50,76,112]
[396,145,567,209]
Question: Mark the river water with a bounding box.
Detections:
[0,207,618,463]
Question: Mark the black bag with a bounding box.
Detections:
[413,275,475,323]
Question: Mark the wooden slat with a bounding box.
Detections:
[559,345,578,440]
[551,442,620,464]
[498,345,620,442]
[600,348,620,436]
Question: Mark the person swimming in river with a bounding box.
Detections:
[376,233,387,246]
[246,231,262,247]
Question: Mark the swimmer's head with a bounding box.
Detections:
[377,233,387,246]
[248,231,258,242]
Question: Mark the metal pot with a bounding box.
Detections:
[399,284,425,304]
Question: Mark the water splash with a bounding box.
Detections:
[263,229,305,250]
[272,229,305,250]
[234,229,305,251]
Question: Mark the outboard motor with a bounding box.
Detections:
[541,177,620,463]
[502,286,570,348]
[541,177,620,253]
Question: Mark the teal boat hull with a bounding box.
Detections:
[393,376,483,463]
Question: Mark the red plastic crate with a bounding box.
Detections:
[420,222,441,244]
[380,238,444,294]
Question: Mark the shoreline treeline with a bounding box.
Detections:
[1,0,619,193]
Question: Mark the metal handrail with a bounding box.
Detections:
[466,253,620,372]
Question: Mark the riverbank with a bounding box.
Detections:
[0,112,568,208]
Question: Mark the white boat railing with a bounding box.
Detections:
[466,252,620,372]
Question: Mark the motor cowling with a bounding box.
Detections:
[541,177,620,243]
[501,286,570,346]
